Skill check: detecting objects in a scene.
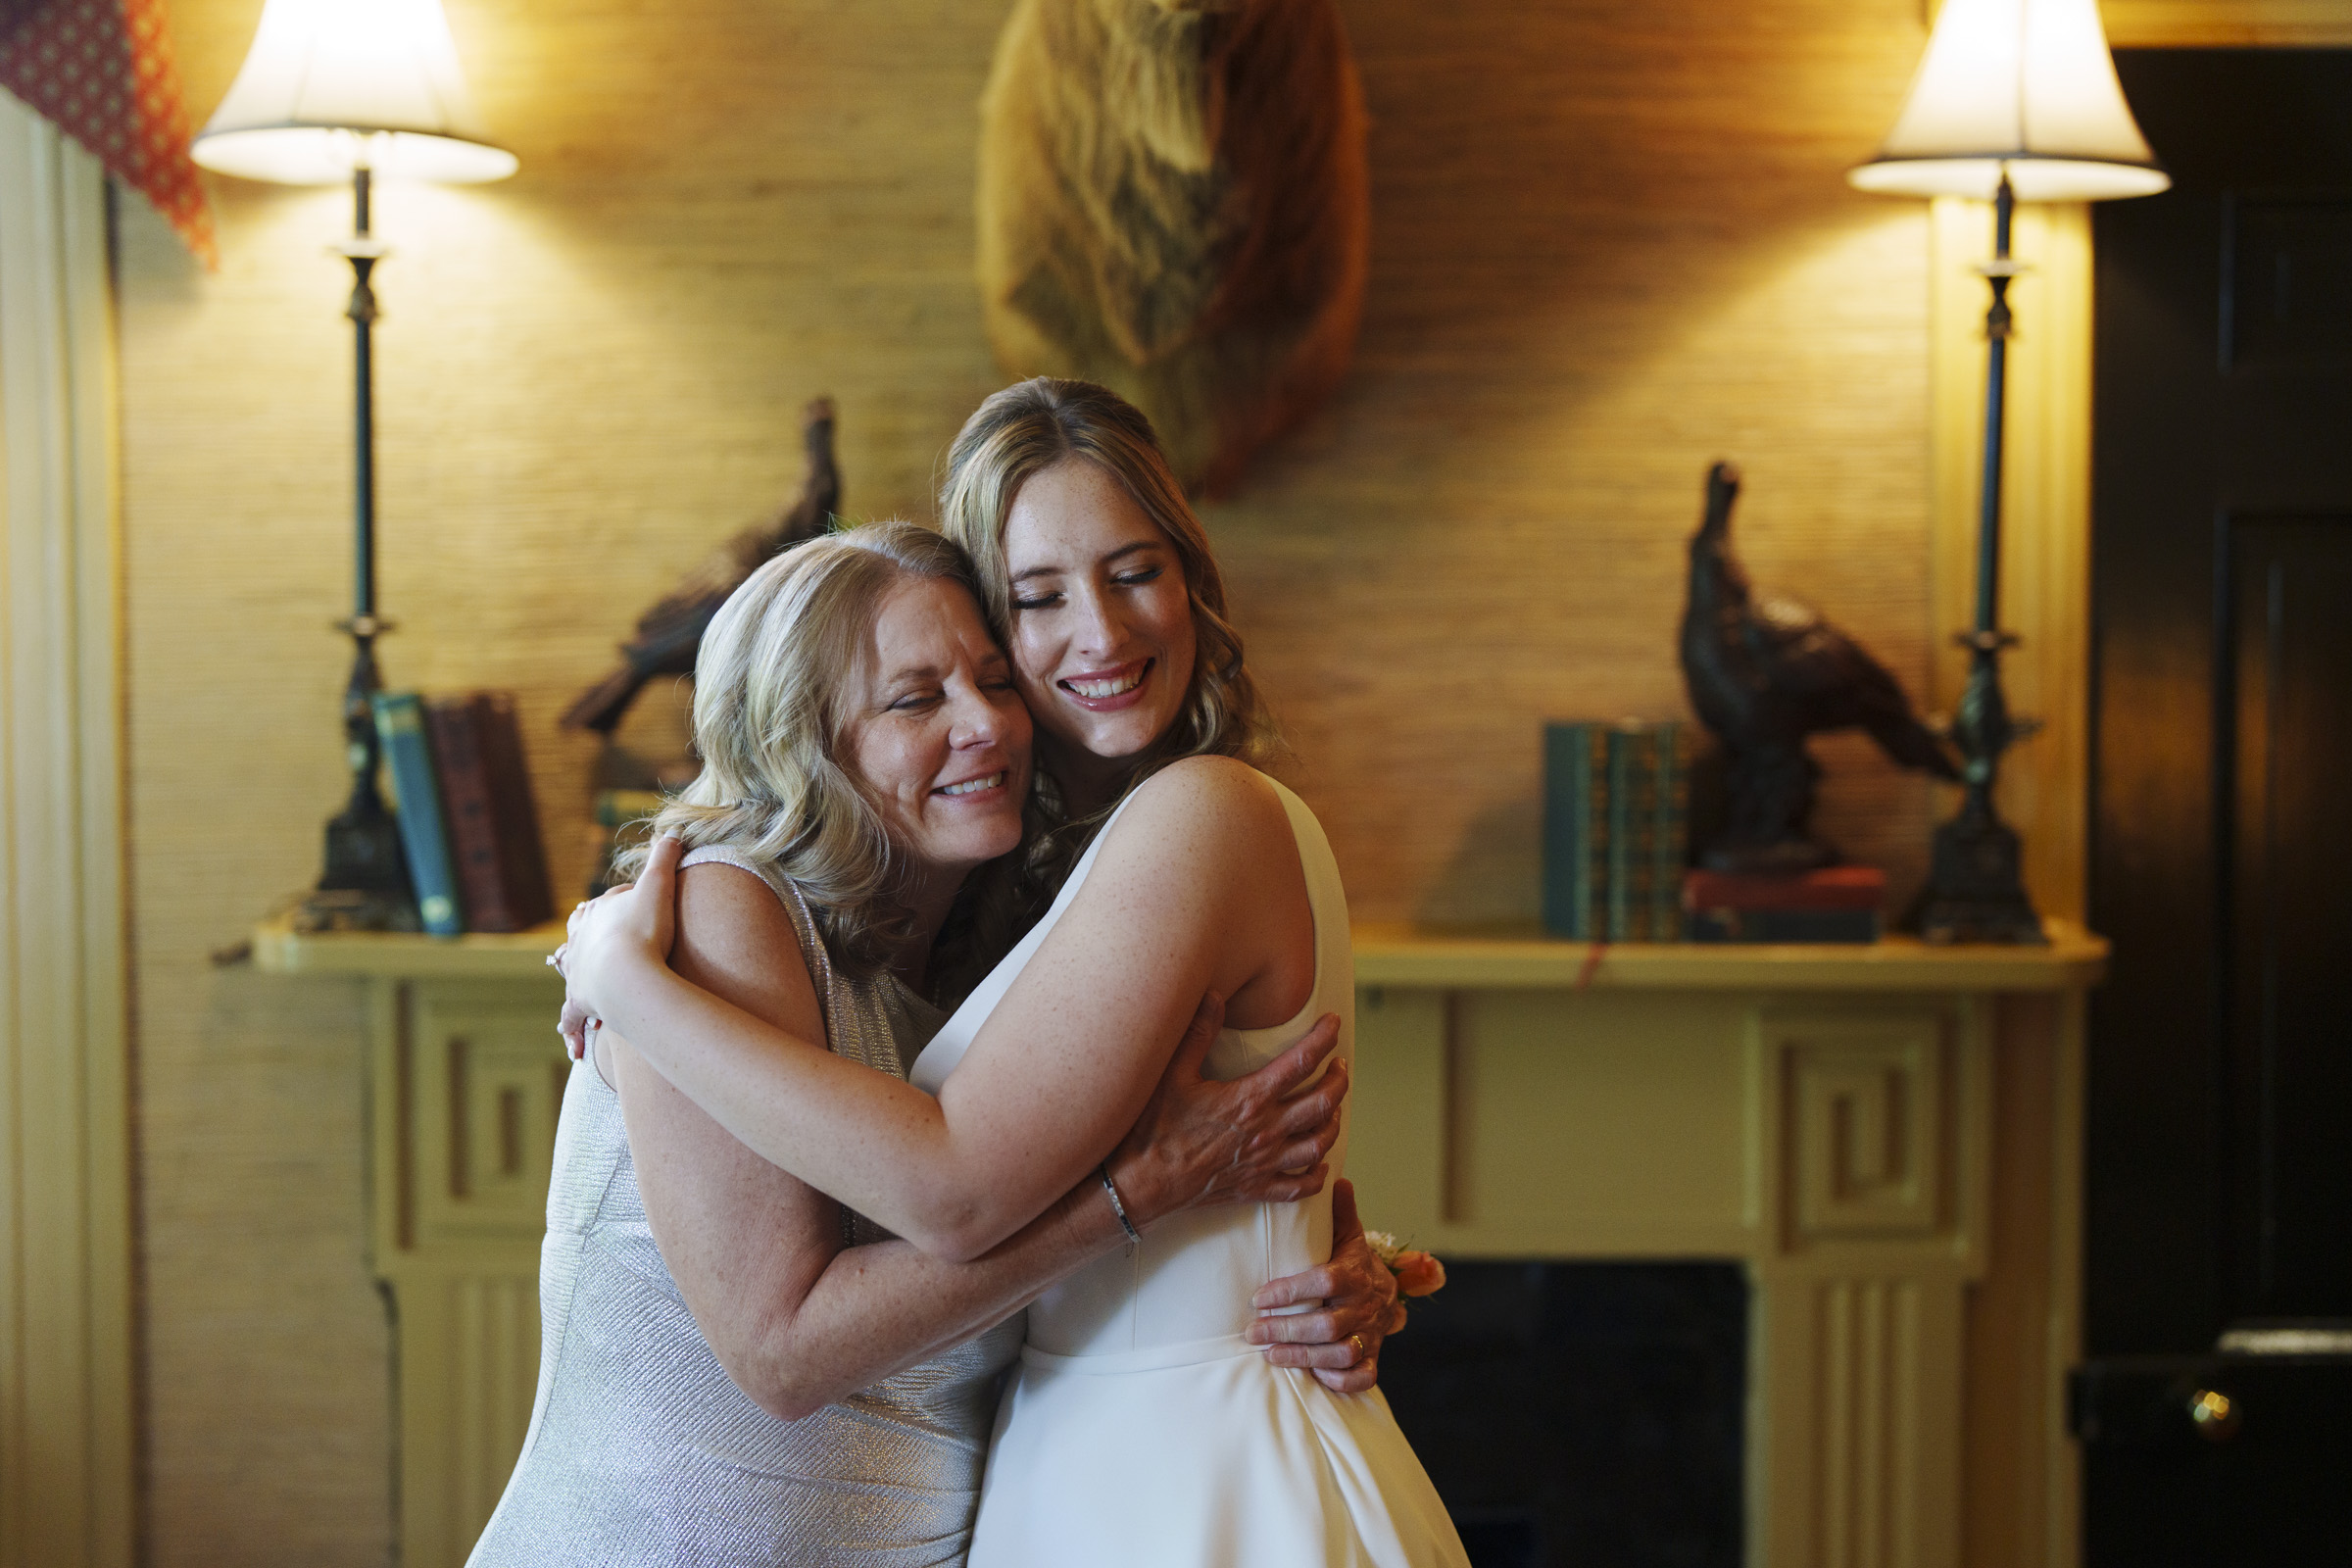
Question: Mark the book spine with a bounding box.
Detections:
[474,693,555,930]
[595,790,667,828]
[1686,906,1883,944]
[1588,748,1610,941]
[373,693,464,936]
[1681,866,1888,911]
[1651,721,1685,941]
[426,698,509,932]
[1605,726,1640,942]
[1542,723,1602,939]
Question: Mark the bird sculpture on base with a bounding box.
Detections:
[1679,461,1960,874]
[564,398,842,736]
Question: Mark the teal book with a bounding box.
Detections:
[373,692,464,936]
[1650,720,1686,941]
[1542,723,1608,939]
[1605,724,1644,941]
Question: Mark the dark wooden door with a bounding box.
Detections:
[2082,48,2352,1566]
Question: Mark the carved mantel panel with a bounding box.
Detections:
[364,979,563,1565]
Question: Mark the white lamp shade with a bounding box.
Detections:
[191,0,515,184]
[1849,0,2166,202]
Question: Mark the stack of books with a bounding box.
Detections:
[1681,865,1886,943]
[370,691,556,937]
[1542,719,1688,941]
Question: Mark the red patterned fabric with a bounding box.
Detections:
[0,0,214,264]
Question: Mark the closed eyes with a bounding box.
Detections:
[1012,565,1166,612]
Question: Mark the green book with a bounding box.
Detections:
[1650,721,1687,941]
[595,789,666,829]
[1542,723,1609,939]
[1605,724,1645,941]
[372,692,464,936]
[587,789,669,896]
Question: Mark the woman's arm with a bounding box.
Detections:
[616,1039,1119,1419]
[616,864,1355,1417]
[569,758,1326,1260]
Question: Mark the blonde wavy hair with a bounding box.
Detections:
[614,520,989,978]
[935,377,1281,946]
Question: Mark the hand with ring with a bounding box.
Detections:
[1244,1178,1407,1394]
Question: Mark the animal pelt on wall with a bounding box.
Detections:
[976,0,1370,495]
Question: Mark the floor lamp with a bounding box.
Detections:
[191,0,517,932]
[1850,0,2167,943]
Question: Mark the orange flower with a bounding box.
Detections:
[1394,1250,1446,1298]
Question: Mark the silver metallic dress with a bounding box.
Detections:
[467,847,1024,1567]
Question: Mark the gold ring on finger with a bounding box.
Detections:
[1348,1333,1367,1363]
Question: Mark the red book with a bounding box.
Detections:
[425,693,556,933]
[1682,865,1886,913]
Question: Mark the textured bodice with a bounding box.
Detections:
[467,848,1023,1567]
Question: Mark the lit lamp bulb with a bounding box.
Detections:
[191,0,514,185]
[1849,0,2166,202]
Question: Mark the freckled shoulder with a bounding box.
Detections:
[1094,755,1295,877]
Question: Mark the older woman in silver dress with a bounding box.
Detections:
[468,522,1378,1567]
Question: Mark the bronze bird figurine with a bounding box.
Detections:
[1679,461,1959,873]
[564,398,841,735]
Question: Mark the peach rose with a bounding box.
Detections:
[1394,1250,1446,1298]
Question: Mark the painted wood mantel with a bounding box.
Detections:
[256,917,2103,1568]
[1347,923,2106,1568]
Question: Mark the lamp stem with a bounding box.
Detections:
[297,163,415,931]
[1974,178,2013,639]
[353,164,375,618]
[1915,171,2044,944]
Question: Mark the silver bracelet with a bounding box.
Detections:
[1098,1164,1143,1246]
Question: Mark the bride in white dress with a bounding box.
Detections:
[566,378,1468,1566]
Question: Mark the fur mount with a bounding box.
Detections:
[977,0,1371,495]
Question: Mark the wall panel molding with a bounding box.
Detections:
[0,91,136,1568]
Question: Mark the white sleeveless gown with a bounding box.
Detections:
[909,774,1469,1568]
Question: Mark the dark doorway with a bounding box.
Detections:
[2082,48,2352,1566]
[1378,1262,1746,1568]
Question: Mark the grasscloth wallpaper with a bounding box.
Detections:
[124,0,1938,1555]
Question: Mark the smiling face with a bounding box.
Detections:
[841,574,1033,905]
[1000,458,1200,808]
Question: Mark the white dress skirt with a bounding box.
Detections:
[909,772,1470,1568]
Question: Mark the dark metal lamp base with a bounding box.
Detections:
[294,802,417,933]
[294,888,420,934]
[1913,808,2044,945]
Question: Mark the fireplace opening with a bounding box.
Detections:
[1378,1261,1748,1568]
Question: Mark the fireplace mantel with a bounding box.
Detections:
[1354,919,2106,991]
[258,917,2104,1568]
[255,915,2108,990]
[1347,923,2105,1568]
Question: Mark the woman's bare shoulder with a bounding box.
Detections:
[1126,754,1285,822]
[673,860,821,1028]
[1094,756,1293,880]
